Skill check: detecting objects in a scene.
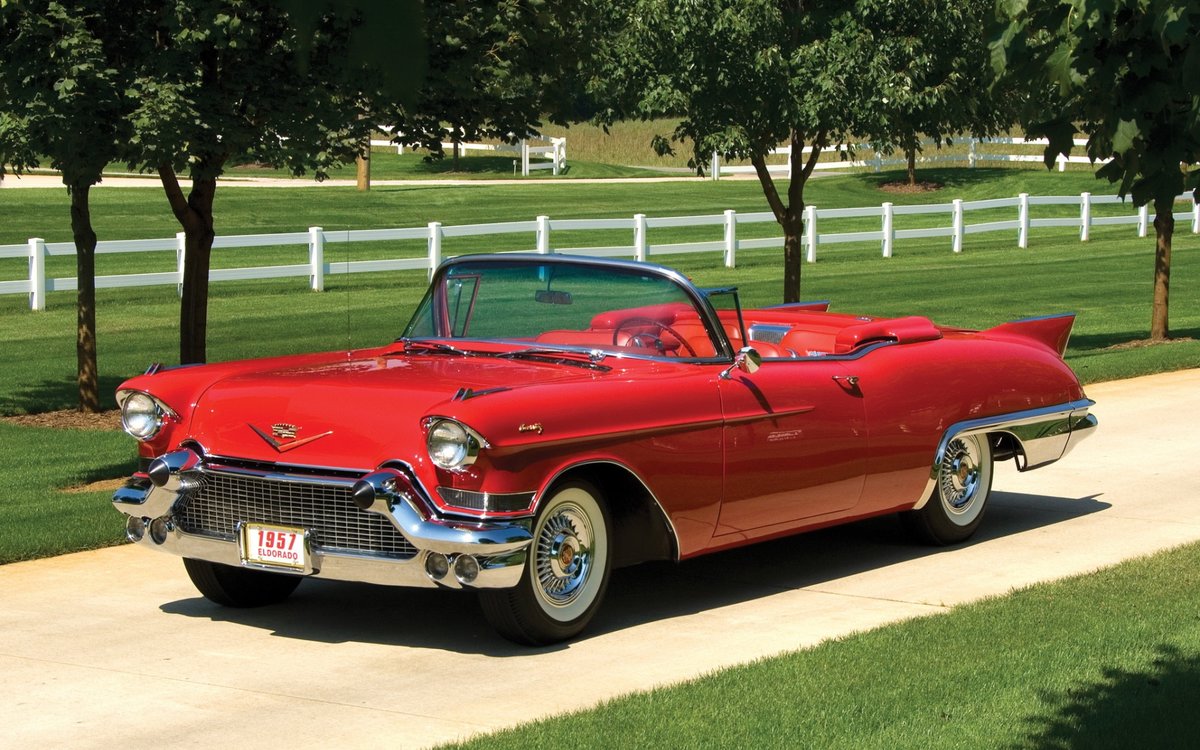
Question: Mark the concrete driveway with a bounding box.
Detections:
[2,369,1198,749]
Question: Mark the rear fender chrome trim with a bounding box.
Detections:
[912,399,1097,510]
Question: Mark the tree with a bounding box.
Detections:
[993,0,1200,341]
[590,0,950,302]
[874,0,1013,186]
[123,0,424,364]
[389,0,588,170]
[0,0,144,412]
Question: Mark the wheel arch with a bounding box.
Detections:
[540,461,678,568]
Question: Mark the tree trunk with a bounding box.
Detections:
[69,183,100,413]
[159,165,219,364]
[906,148,917,186]
[749,130,824,304]
[356,143,370,192]
[453,140,461,171]
[1150,196,1173,341]
[781,213,804,304]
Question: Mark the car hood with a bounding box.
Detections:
[186,353,594,469]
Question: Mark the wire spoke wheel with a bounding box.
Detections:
[533,502,596,608]
[479,481,611,645]
[940,437,986,518]
[902,433,993,545]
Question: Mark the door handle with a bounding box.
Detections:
[832,375,860,388]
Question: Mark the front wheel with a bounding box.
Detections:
[902,433,993,545]
[479,481,611,645]
[182,558,302,607]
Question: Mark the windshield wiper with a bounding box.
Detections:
[495,348,611,371]
[392,338,479,357]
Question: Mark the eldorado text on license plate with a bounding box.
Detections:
[239,522,308,571]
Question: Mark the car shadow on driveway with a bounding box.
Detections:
[158,490,1107,655]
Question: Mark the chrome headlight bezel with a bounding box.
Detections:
[117,389,177,442]
[424,417,488,470]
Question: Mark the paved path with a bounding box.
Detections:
[2,369,1198,748]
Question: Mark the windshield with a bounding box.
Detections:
[403,258,726,359]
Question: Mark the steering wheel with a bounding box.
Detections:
[612,317,699,357]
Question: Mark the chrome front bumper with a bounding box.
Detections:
[112,450,533,590]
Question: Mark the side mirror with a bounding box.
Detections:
[720,347,763,379]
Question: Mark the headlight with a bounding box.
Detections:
[426,418,486,470]
[118,390,174,441]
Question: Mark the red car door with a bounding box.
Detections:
[714,358,868,539]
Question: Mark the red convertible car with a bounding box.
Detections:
[113,254,1096,644]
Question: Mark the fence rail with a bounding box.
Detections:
[3,192,1197,311]
[711,137,1105,179]
[369,134,567,176]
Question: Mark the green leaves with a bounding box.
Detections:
[1110,118,1141,155]
[995,0,1200,209]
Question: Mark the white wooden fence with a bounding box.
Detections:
[711,137,1102,179]
[369,134,567,176]
[4,192,1197,311]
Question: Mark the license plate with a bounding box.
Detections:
[239,522,308,571]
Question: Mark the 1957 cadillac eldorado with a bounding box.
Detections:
[112,254,1096,644]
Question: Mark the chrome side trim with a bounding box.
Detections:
[912,399,1097,510]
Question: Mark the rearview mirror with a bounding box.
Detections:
[535,289,573,305]
[720,347,762,379]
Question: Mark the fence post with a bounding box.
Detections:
[536,215,551,254]
[805,205,817,263]
[308,226,325,291]
[176,231,186,297]
[968,138,977,169]
[1056,153,1067,172]
[1193,200,1199,234]
[1018,193,1030,248]
[872,149,883,173]
[1079,193,1091,242]
[881,202,894,258]
[952,199,964,253]
[1137,204,1149,238]
[427,222,442,279]
[552,138,563,176]
[28,238,46,311]
[634,213,648,262]
[710,152,720,181]
[521,139,530,177]
[723,209,737,268]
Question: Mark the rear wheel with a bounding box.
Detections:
[182,558,302,607]
[902,433,993,545]
[480,481,611,645]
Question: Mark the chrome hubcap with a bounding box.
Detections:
[941,438,981,512]
[535,503,593,607]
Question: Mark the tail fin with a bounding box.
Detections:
[985,313,1076,357]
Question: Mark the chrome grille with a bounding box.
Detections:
[176,468,416,559]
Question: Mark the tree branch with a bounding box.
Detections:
[751,153,787,223]
[157,164,193,227]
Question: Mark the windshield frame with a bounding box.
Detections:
[401,254,737,362]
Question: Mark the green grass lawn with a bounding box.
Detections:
[0,422,133,563]
[441,541,1200,749]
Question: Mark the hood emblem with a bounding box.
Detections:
[249,423,333,453]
